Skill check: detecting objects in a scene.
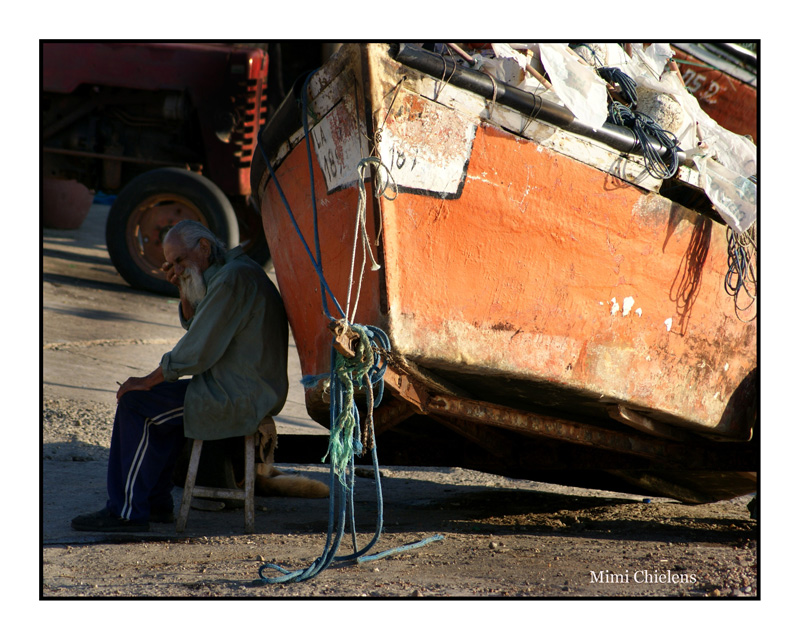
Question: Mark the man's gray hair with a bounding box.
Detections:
[166,220,227,264]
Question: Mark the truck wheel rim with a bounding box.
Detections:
[124,194,210,278]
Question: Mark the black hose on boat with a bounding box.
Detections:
[390,43,685,167]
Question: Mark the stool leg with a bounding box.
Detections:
[176,439,203,533]
[244,435,255,534]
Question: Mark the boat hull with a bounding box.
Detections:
[672,44,757,143]
[252,43,757,499]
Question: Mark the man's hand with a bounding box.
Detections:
[161,260,195,321]
[161,260,180,288]
[116,367,165,402]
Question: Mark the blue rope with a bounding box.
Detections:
[357,534,446,564]
[255,78,443,584]
[258,144,345,320]
[300,71,336,320]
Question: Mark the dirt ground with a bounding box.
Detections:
[43,425,759,600]
[38,202,772,628]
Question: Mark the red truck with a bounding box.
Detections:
[43,42,273,295]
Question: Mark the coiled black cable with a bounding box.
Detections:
[598,66,638,108]
[607,101,680,179]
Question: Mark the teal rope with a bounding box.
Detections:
[323,324,376,480]
[357,534,445,564]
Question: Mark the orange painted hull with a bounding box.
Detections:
[253,44,757,447]
[672,46,757,143]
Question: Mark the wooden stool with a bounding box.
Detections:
[176,433,256,534]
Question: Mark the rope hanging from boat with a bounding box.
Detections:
[725,222,757,322]
[258,326,390,584]
[345,157,396,324]
[254,75,442,584]
[324,323,386,480]
[300,73,341,322]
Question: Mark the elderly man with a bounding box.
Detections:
[72,220,289,532]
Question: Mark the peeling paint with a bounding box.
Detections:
[311,94,369,193]
[622,296,635,317]
[258,43,757,441]
[392,314,582,378]
[379,92,477,196]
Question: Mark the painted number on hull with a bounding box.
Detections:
[378,93,476,197]
[682,69,722,105]
[388,145,417,173]
[311,96,368,193]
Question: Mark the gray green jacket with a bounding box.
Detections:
[160,246,289,440]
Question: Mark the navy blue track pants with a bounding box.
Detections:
[106,380,190,522]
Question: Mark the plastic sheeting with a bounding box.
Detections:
[693,156,757,234]
[538,43,608,129]
[472,44,558,104]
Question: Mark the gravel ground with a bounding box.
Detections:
[43,393,759,601]
[43,395,116,463]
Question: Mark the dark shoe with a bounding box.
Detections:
[149,508,175,524]
[71,508,149,533]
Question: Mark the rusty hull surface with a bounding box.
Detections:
[254,44,757,477]
[671,46,757,143]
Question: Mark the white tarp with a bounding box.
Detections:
[472,43,560,105]
[693,156,757,234]
[538,43,608,129]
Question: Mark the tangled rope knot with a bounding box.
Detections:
[257,320,443,584]
[324,321,386,482]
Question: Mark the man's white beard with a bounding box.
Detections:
[180,265,207,309]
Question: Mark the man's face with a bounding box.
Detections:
[163,235,212,305]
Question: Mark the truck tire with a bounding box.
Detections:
[106,168,239,296]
